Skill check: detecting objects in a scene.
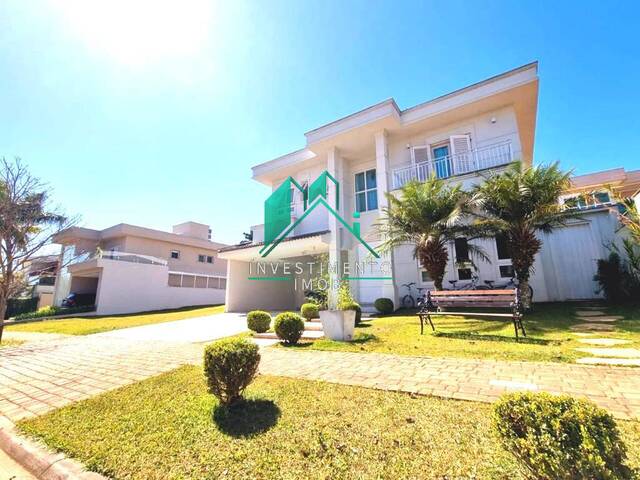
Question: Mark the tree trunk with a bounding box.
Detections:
[417,240,449,291]
[0,298,6,344]
[509,228,541,309]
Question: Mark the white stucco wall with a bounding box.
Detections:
[225,260,294,312]
[94,259,225,315]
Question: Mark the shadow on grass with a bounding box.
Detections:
[432,331,555,345]
[350,333,379,344]
[213,399,280,438]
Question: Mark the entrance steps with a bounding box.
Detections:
[253,318,324,341]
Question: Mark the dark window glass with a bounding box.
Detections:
[365,169,377,189]
[356,192,367,212]
[496,234,511,260]
[355,172,365,192]
[421,271,432,282]
[206,256,214,264]
[454,238,469,262]
[366,190,378,211]
[198,255,206,263]
[170,251,180,259]
[458,268,473,280]
[499,265,514,278]
[594,192,611,204]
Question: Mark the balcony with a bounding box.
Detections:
[391,141,514,190]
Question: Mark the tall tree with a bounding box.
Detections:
[472,162,573,307]
[0,158,73,342]
[376,177,486,290]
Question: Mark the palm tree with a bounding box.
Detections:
[472,162,573,307]
[376,176,485,290]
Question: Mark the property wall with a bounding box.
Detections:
[389,209,621,303]
[94,260,225,315]
[121,236,227,276]
[225,260,295,312]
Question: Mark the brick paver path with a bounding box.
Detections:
[0,336,202,422]
[260,349,640,420]
[2,334,640,423]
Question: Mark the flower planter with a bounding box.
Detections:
[320,310,356,341]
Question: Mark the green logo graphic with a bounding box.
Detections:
[260,170,380,258]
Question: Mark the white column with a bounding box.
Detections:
[327,146,344,309]
[374,130,399,308]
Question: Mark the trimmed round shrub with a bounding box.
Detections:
[342,301,362,326]
[493,392,633,480]
[203,337,260,406]
[300,303,319,320]
[247,310,271,333]
[274,312,305,345]
[374,298,394,315]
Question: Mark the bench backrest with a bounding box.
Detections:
[427,289,517,309]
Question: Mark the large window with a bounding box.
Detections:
[454,237,472,280]
[355,169,378,212]
[495,234,513,278]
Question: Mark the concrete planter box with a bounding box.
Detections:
[320,310,356,341]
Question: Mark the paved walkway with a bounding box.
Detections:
[1,311,640,424]
[260,349,640,420]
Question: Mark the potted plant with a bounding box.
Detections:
[319,281,358,341]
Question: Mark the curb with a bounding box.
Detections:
[0,418,108,480]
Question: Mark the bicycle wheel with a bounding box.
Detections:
[402,295,415,309]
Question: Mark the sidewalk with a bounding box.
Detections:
[260,348,640,420]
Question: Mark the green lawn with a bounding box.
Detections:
[0,338,24,348]
[19,366,640,480]
[5,305,225,336]
[294,303,640,363]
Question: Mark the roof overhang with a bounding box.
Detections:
[219,231,330,262]
[252,62,539,186]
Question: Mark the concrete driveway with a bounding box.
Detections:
[94,312,249,343]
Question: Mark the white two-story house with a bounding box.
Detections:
[219,62,621,312]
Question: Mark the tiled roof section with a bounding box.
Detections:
[570,168,626,188]
[219,230,330,253]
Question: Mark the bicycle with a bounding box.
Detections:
[484,277,534,301]
[401,282,426,309]
[447,274,482,290]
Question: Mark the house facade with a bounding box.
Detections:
[52,221,228,315]
[219,62,625,312]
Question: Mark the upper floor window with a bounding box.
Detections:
[170,250,180,259]
[198,254,214,264]
[355,169,377,212]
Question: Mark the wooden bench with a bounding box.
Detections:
[418,289,526,340]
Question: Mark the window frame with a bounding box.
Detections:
[206,255,214,264]
[354,168,378,213]
[170,250,180,260]
[197,254,206,263]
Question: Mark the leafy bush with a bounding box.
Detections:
[374,298,394,314]
[300,303,319,320]
[12,305,95,321]
[203,337,260,406]
[5,297,38,319]
[342,301,362,326]
[246,310,271,333]
[274,312,305,345]
[594,252,640,304]
[337,282,362,325]
[493,392,633,480]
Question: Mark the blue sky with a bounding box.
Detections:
[1,0,639,244]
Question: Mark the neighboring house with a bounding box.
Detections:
[560,167,640,210]
[219,62,626,311]
[52,221,228,315]
[26,254,59,308]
